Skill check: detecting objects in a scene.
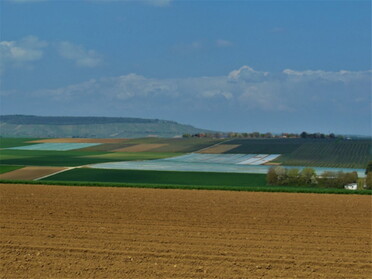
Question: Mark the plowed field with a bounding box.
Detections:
[0,184,371,278]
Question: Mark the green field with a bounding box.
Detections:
[0,165,23,174]
[0,137,371,169]
[0,149,177,167]
[276,140,371,168]
[219,138,371,169]
[40,168,268,187]
[0,138,38,148]
[1,179,369,195]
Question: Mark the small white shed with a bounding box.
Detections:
[344,183,358,190]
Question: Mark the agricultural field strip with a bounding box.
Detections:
[0,166,70,180]
[162,153,281,165]
[89,152,365,176]
[113,144,167,152]
[1,242,368,279]
[89,160,274,174]
[4,218,368,246]
[194,138,234,153]
[1,184,370,278]
[88,160,366,177]
[33,167,77,181]
[1,237,369,265]
[7,143,101,151]
[236,154,281,165]
[28,138,127,143]
[198,144,241,154]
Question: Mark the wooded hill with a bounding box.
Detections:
[0,115,212,138]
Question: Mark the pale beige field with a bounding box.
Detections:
[198,144,240,153]
[113,143,168,152]
[0,184,371,278]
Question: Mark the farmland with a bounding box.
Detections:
[0,136,371,279]
[0,137,371,189]
[277,140,372,168]
[40,168,268,187]
[80,137,223,153]
[0,165,23,174]
[0,149,179,167]
[202,138,372,169]
[222,138,304,154]
[0,166,67,180]
[1,184,371,278]
[2,137,371,168]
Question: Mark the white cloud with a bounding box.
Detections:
[283,69,372,83]
[228,65,269,82]
[216,39,233,48]
[33,65,370,115]
[57,41,102,68]
[0,36,48,74]
[0,36,103,73]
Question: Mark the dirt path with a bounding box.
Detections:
[0,184,371,278]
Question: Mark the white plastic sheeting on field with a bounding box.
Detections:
[89,153,366,176]
[7,143,101,151]
[89,159,366,176]
[162,153,280,165]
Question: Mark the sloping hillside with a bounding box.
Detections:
[0,115,212,138]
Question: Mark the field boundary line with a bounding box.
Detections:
[34,167,75,181]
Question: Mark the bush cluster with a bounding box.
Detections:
[267,167,317,186]
[365,161,372,190]
[317,171,358,189]
[267,166,358,189]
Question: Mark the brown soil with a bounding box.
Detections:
[28,138,127,144]
[113,144,168,152]
[264,162,282,166]
[0,184,371,278]
[0,167,68,180]
[198,144,240,154]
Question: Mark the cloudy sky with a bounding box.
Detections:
[0,0,370,135]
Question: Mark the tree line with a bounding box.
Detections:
[266,166,362,189]
[183,131,342,139]
[365,161,372,189]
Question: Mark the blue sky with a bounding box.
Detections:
[0,0,371,135]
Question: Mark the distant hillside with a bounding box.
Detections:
[0,115,212,138]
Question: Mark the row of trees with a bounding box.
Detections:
[183,131,341,139]
[267,166,358,189]
[365,161,372,190]
[267,167,318,186]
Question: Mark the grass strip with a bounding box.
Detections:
[0,165,24,174]
[0,179,370,195]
